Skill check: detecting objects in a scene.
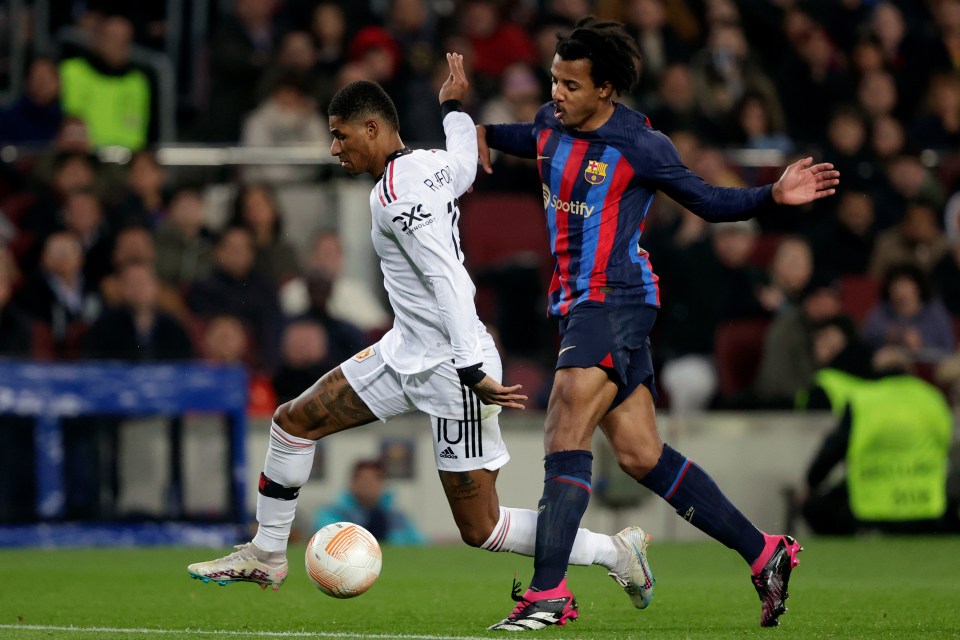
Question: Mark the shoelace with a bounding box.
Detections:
[508,574,532,617]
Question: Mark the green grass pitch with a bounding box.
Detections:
[1,537,959,639]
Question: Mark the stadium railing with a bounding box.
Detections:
[0,360,248,547]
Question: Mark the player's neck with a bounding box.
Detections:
[372,135,406,177]
[575,101,616,132]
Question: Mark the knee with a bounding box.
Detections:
[616,443,663,480]
[273,401,312,440]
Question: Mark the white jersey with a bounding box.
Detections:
[370,110,487,375]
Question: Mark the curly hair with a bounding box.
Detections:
[555,17,642,96]
[328,80,400,131]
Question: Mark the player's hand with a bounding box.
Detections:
[771,157,840,205]
[439,52,468,105]
[471,375,527,410]
[476,124,493,174]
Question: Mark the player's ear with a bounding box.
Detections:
[599,81,613,99]
[365,119,379,139]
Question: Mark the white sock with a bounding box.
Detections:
[481,506,620,570]
[251,423,316,553]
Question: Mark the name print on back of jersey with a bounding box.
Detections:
[392,203,435,235]
[423,164,453,192]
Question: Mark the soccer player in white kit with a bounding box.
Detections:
[187,54,654,613]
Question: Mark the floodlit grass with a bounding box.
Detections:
[1,537,959,639]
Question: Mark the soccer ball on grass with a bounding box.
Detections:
[305,522,382,598]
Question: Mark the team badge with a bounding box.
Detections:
[352,346,376,362]
[584,160,608,185]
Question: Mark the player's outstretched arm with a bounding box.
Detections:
[476,124,493,174]
[472,375,527,410]
[771,157,840,206]
[438,52,468,104]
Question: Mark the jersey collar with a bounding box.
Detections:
[377,147,412,180]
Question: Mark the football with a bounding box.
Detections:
[305,522,382,598]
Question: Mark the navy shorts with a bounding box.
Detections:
[556,301,658,411]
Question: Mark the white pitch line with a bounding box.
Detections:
[0,625,493,640]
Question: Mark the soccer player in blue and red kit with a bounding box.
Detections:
[479,18,840,631]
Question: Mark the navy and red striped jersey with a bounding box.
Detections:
[485,102,775,317]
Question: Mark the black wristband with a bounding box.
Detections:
[441,99,463,118]
[457,362,486,387]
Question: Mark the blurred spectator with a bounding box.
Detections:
[314,459,427,545]
[821,106,880,194]
[909,72,960,152]
[459,0,537,98]
[199,312,276,415]
[59,189,115,289]
[689,21,782,143]
[876,153,946,225]
[732,90,794,154]
[811,190,879,278]
[751,278,844,408]
[756,236,815,314]
[777,22,851,146]
[228,184,300,287]
[85,262,193,361]
[622,0,693,97]
[933,192,960,315]
[869,198,949,278]
[386,0,446,136]
[272,319,337,403]
[658,219,767,411]
[187,226,282,370]
[797,342,954,535]
[202,0,282,142]
[59,16,152,150]
[22,151,98,242]
[200,313,254,366]
[0,57,63,145]
[111,150,167,228]
[14,232,101,352]
[98,225,189,322]
[645,64,717,140]
[869,113,907,162]
[475,63,542,191]
[310,2,349,113]
[154,187,214,290]
[347,26,403,94]
[857,69,902,123]
[257,31,324,104]
[304,230,389,332]
[297,267,367,365]
[241,75,330,184]
[862,263,955,362]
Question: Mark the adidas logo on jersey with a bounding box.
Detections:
[439,447,458,459]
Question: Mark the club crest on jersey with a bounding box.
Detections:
[584,160,608,185]
[352,346,376,362]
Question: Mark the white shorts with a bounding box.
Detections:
[341,340,510,473]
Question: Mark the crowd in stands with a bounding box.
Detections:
[0,0,958,418]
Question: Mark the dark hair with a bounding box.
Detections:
[352,459,385,479]
[880,262,933,304]
[555,17,641,95]
[230,183,284,238]
[328,80,400,131]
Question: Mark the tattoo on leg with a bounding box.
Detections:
[299,368,374,436]
[443,472,481,502]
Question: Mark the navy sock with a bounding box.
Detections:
[530,450,593,591]
[640,444,764,565]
